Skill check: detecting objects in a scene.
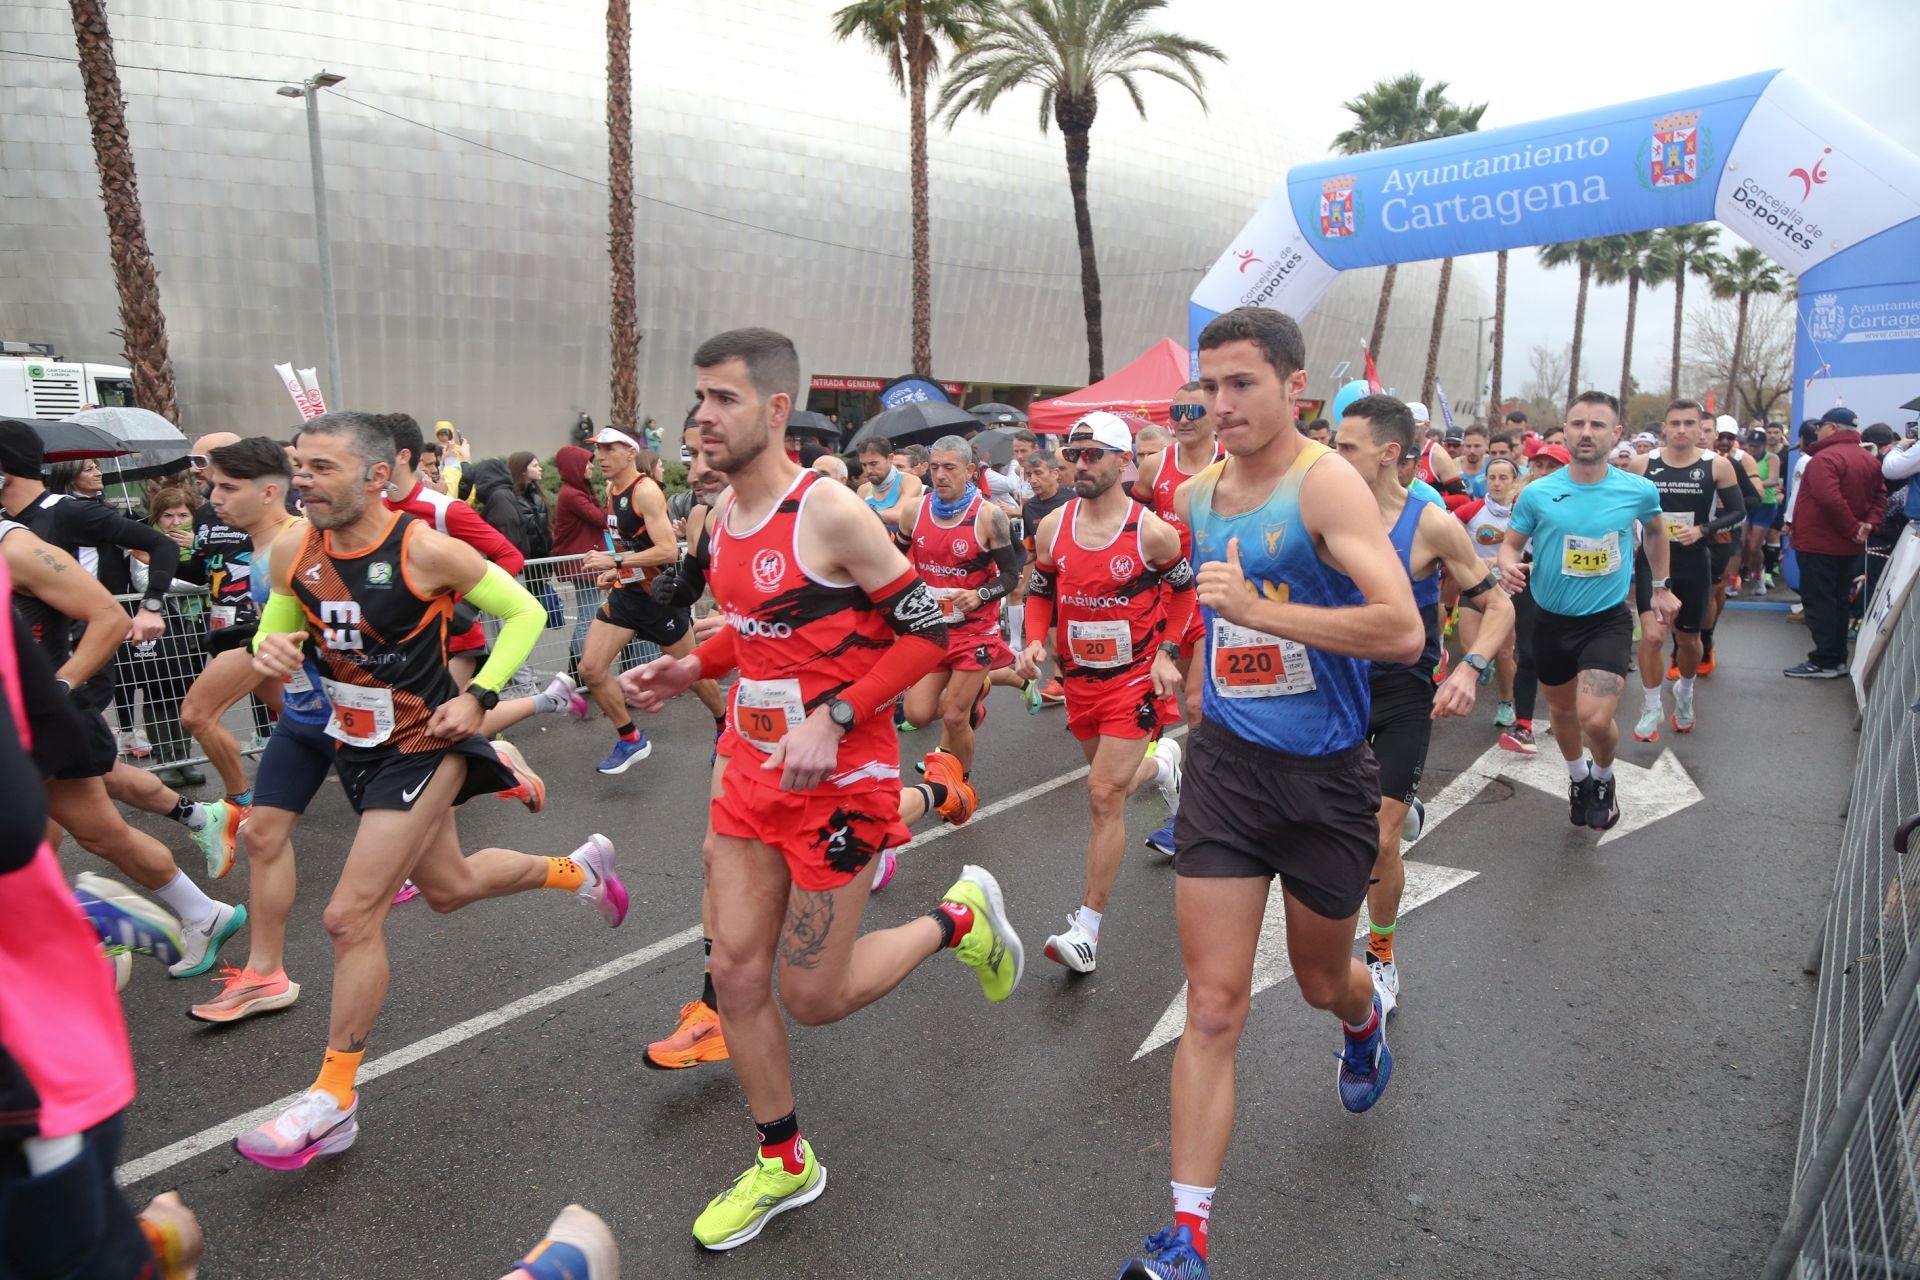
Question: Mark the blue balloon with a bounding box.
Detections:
[1329,379,1371,425]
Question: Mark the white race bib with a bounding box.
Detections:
[1209,618,1317,699]
[926,586,968,623]
[1067,619,1131,669]
[208,604,238,632]
[1561,531,1622,579]
[285,665,314,696]
[320,679,395,747]
[1661,511,1696,539]
[732,678,806,752]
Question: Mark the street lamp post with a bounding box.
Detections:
[1459,313,1494,419]
[278,71,346,410]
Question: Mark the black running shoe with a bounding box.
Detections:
[1568,775,1594,827]
[1588,774,1620,831]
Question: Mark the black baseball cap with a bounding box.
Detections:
[0,420,46,479]
[1820,406,1859,427]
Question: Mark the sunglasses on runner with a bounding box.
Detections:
[187,453,210,470]
[1060,447,1114,464]
[1170,403,1206,422]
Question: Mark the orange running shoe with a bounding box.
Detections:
[922,750,977,825]
[1039,678,1065,704]
[645,999,729,1069]
[1666,662,1681,682]
[1697,654,1716,676]
[188,966,300,1024]
[491,739,546,814]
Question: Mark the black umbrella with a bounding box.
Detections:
[69,406,191,481]
[969,402,1028,426]
[1902,395,1920,414]
[971,427,1016,468]
[845,400,978,451]
[12,417,134,464]
[784,410,842,444]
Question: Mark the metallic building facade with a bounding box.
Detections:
[1,0,1487,444]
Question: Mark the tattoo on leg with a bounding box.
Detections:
[779,888,835,970]
[345,1031,369,1053]
[1578,670,1624,697]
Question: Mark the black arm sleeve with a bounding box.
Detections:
[73,502,176,601]
[1026,564,1057,599]
[650,519,712,609]
[1704,482,1748,534]
[975,541,1025,603]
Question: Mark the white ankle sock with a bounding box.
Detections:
[155,871,217,927]
[1642,685,1661,711]
[1565,757,1590,782]
[1676,676,1696,698]
[180,803,209,833]
[1074,905,1103,937]
[1591,761,1614,782]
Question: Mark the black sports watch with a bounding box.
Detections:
[827,698,857,734]
[1158,642,1184,662]
[138,598,164,614]
[1462,653,1490,674]
[467,685,501,711]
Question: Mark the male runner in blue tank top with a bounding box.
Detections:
[1499,392,1677,834]
[1118,308,1424,1280]
[1336,395,1512,1014]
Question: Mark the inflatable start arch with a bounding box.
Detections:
[1190,71,1920,427]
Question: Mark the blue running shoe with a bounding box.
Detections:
[1336,993,1393,1113]
[596,732,652,774]
[1119,1225,1208,1279]
[1144,818,1176,861]
[74,871,184,966]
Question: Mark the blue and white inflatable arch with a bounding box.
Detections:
[1191,71,1920,427]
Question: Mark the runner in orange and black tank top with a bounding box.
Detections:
[1049,498,1171,688]
[608,474,663,589]
[708,469,899,784]
[287,509,456,757]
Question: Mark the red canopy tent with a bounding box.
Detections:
[1028,338,1190,435]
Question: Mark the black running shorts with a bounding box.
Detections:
[1532,604,1634,688]
[51,707,119,781]
[334,737,515,815]
[1634,544,1712,632]
[1174,718,1381,921]
[1709,533,1737,585]
[1367,671,1436,806]
[595,584,692,647]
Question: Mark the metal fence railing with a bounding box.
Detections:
[1766,534,1920,1278]
[107,553,664,775]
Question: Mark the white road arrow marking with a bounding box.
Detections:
[1132,859,1478,1061]
[1414,740,1704,849]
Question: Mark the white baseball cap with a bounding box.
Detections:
[1408,402,1431,425]
[1067,411,1134,453]
[593,427,641,451]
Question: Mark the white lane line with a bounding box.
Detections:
[117,924,702,1186]
[118,731,1146,1186]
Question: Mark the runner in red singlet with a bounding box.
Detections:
[621,328,1022,1252]
[1017,411,1195,975]
[896,434,1025,800]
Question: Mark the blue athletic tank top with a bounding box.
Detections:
[251,538,331,725]
[1373,490,1441,680]
[863,468,901,514]
[1188,441,1371,755]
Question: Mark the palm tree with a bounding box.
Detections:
[1332,74,1485,370]
[1537,237,1606,405]
[607,0,639,428]
[69,0,179,423]
[938,0,1223,382]
[1487,249,1508,421]
[1643,224,1720,401]
[1591,231,1655,412]
[832,0,974,380]
[1710,245,1787,418]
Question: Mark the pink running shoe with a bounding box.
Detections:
[392,880,421,905]
[233,1089,358,1170]
[870,847,898,892]
[571,834,628,927]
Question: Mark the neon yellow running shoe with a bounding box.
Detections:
[941,863,1024,1003]
[692,1139,827,1251]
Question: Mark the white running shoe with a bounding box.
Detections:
[570,834,629,927]
[233,1089,359,1170]
[1043,917,1098,973]
[1632,706,1661,743]
[1153,738,1183,814]
[1672,692,1696,733]
[1368,955,1400,1018]
[118,728,152,758]
[1401,797,1425,844]
[167,900,247,979]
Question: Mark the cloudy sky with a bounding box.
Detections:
[1162,0,1919,398]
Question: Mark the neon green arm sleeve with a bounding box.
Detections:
[462,564,542,693]
[250,591,309,652]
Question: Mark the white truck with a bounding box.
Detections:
[0,343,136,418]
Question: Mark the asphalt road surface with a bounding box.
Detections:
[75,606,1846,1279]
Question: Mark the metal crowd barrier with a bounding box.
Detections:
[109,553,668,775]
[1765,541,1920,1278]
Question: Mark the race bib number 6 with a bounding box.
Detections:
[320,680,395,747]
[732,678,806,752]
[1561,531,1621,578]
[1067,619,1131,669]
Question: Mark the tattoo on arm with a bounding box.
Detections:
[983,504,1010,549]
[779,887,836,970]
[35,550,65,573]
[1578,670,1625,698]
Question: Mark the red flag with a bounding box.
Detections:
[1362,344,1382,394]
[1704,388,1717,414]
